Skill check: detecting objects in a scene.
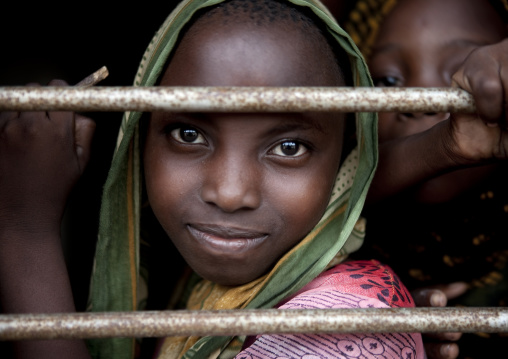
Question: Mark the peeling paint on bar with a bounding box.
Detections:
[0,87,476,113]
[0,308,506,341]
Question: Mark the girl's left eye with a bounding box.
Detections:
[170,126,206,144]
[271,140,308,157]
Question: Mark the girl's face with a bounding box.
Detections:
[143,17,346,285]
[369,0,506,203]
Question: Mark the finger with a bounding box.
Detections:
[74,114,96,172]
[412,289,447,307]
[412,283,469,307]
[15,82,56,128]
[436,282,468,300]
[9,110,50,136]
[44,80,72,128]
[452,46,504,125]
[0,111,20,128]
[424,342,459,359]
[47,79,69,87]
[15,82,46,125]
[453,63,502,125]
[470,70,503,125]
[47,111,75,143]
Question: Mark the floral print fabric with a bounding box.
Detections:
[235,260,424,359]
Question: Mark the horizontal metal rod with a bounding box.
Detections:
[0,308,506,341]
[0,86,476,113]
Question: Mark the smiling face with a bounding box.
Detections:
[143,8,346,285]
[368,0,506,202]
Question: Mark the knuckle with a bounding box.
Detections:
[47,79,68,86]
[475,77,502,97]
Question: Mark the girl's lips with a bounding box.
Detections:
[187,224,268,254]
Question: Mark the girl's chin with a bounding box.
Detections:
[194,265,268,286]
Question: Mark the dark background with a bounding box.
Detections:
[0,2,180,311]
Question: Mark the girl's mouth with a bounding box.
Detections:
[187,224,268,254]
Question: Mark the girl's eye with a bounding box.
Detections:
[170,126,206,144]
[271,140,308,157]
[373,75,402,87]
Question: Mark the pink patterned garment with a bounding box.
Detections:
[235,260,425,359]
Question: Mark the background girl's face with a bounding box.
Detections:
[368,0,506,203]
[143,14,346,285]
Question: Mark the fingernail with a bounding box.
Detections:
[440,344,451,356]
[430,292,446,307]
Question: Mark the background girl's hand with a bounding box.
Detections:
[0,79,95,236]
[452,38,508,126]
[448,39,508,165]
[411,282,468,359]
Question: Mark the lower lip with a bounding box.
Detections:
[187,225,268,254]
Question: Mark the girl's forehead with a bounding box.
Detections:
[371,0,505,54]
[161,9,344,87]
[387,0,503,33]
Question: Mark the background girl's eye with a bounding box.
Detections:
[170,126,206,144]
[373,75,402,87]
[272,140,308,157]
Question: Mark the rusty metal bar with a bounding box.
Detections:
[0,86,475,113]
[0,308,506,341]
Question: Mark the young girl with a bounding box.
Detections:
[343,0,508,358]
[0,1,424,358]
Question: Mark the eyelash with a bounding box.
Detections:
[168,125,309,158]
[372,75,403,87]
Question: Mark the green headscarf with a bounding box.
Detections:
[87,1,377,358]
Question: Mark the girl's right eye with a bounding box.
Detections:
[372,75,402,87]
[170,126,207,144]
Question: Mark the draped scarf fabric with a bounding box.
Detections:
[87,1,378,358]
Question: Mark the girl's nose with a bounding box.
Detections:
[398,112,450,127]
[200,155,261,213]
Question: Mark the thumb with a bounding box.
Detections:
[451,66,472,92]
[74,114,96,173]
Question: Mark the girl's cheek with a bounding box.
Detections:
[276,169,333,223]
[377,113,399,143]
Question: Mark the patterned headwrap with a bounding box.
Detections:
[87,1,377,358]
[344,0,508,59]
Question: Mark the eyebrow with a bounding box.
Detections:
[265,114,327,135]
[185,112,328,133]
[370,43,399,56]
